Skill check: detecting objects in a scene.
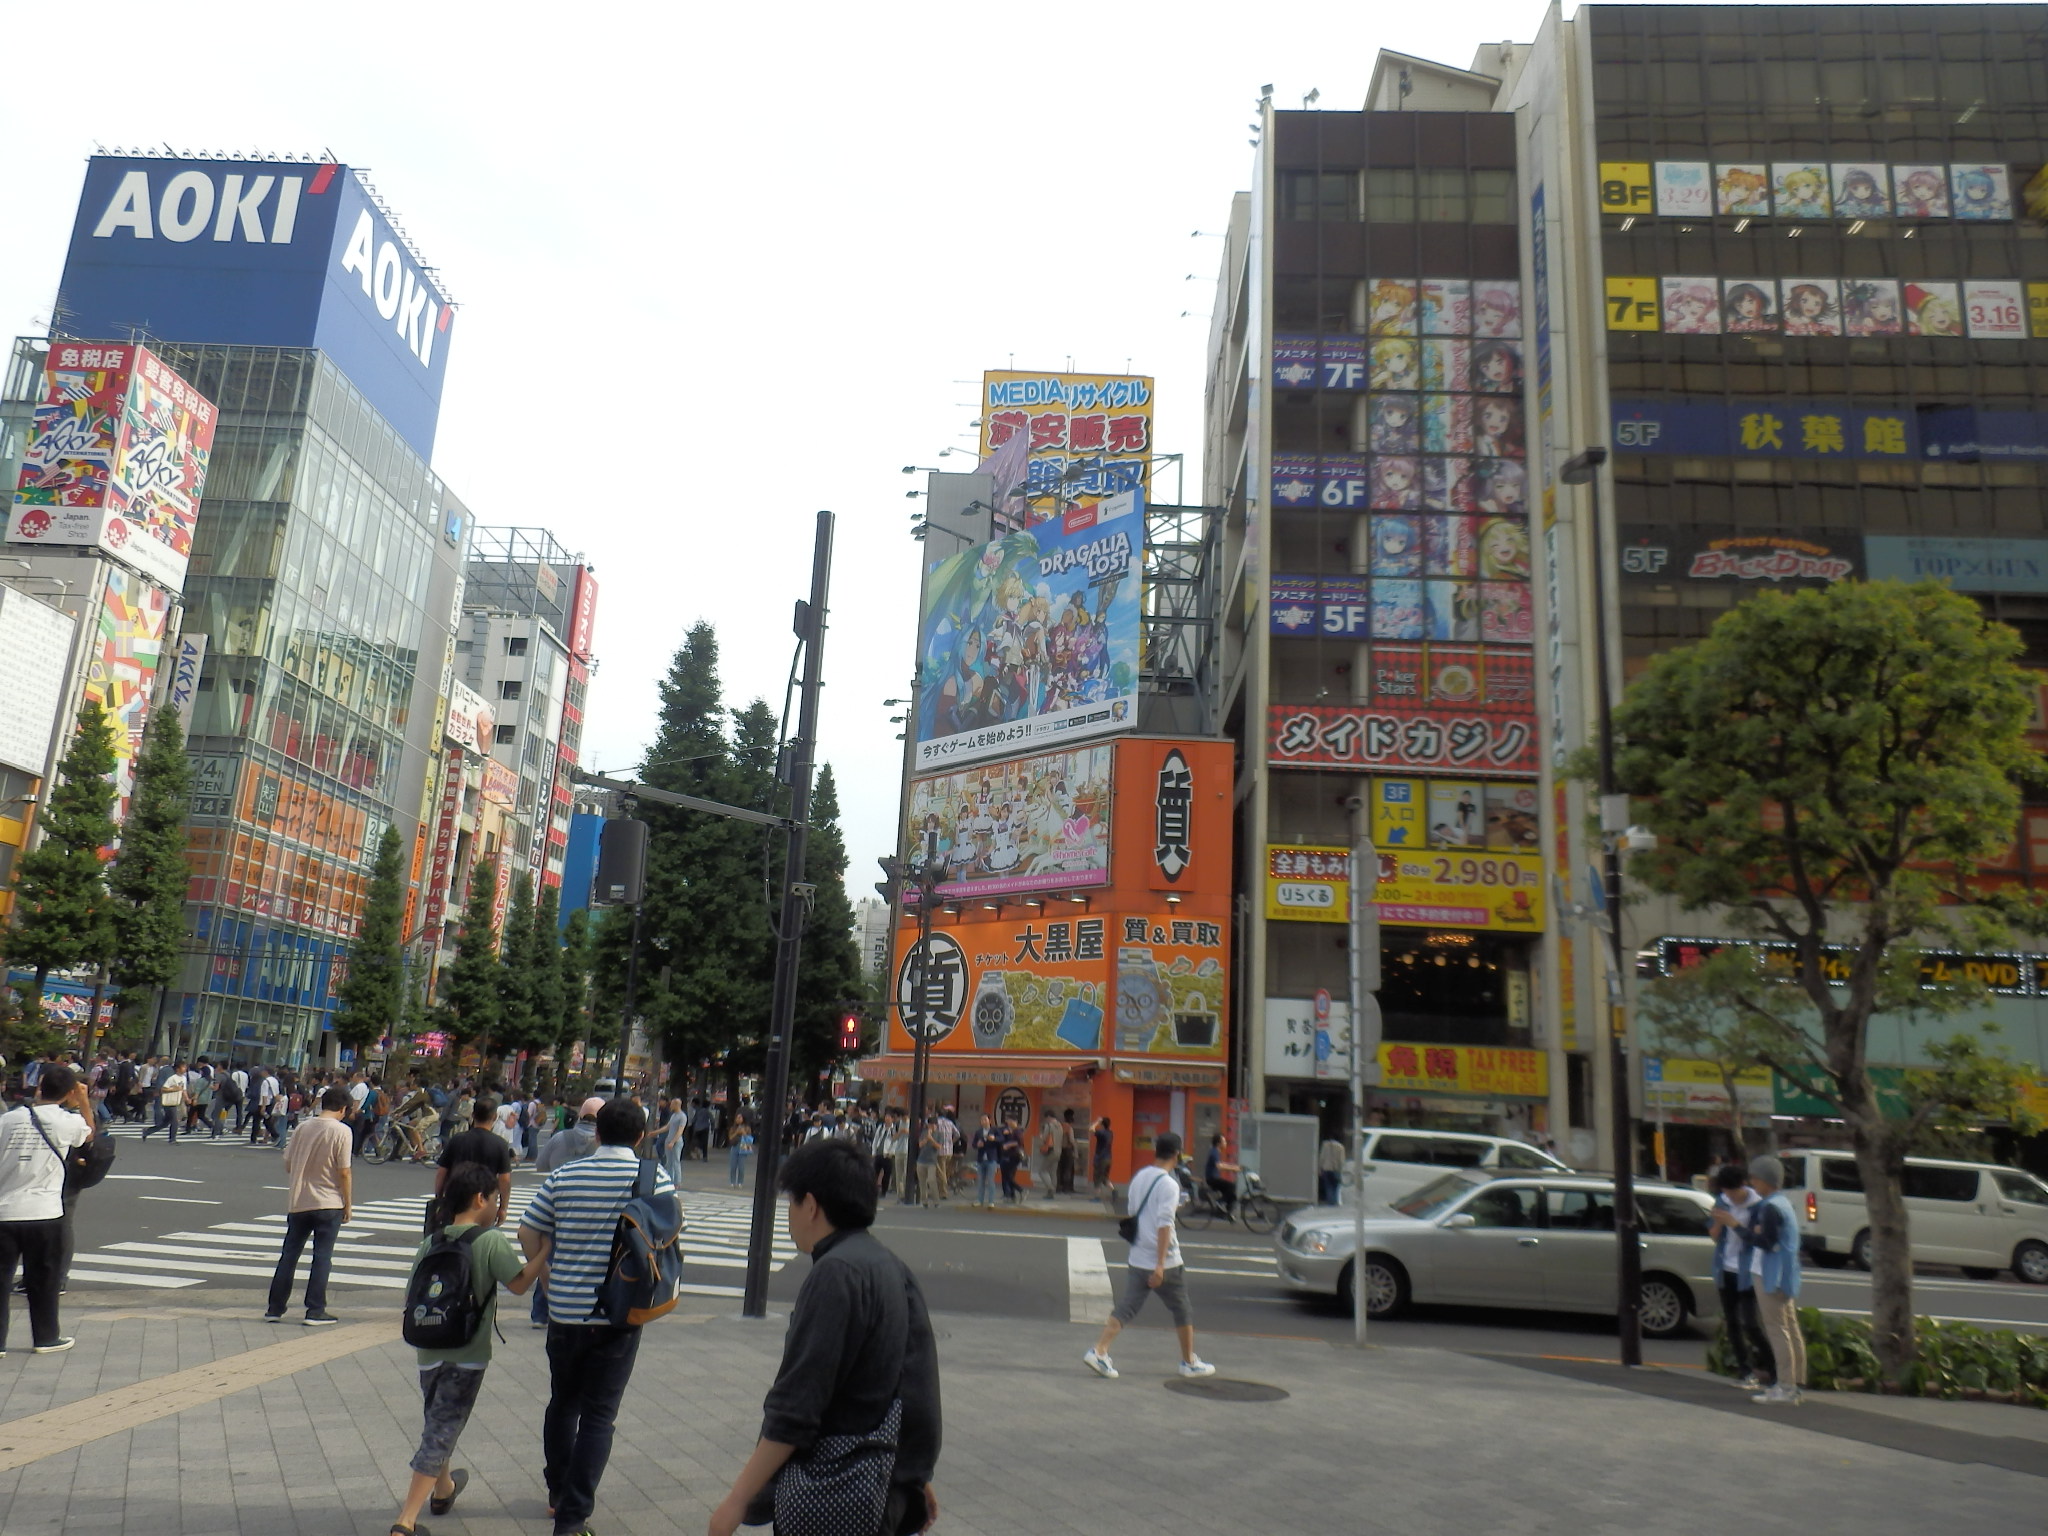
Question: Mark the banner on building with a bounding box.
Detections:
[1610,397,1917,460]
[1374,847,1545,930]
[1263,996,1352,1080]
[420,750,464,940]
[1618,527,1860,584]
[979,371,1151,514]
[1376,1041,1547,1098]
[1267,701,1538,777]
[444,679,493,754]
[1642,1056,1774,1119]
[914,492,1142,769]
[907,743,1113,902]
[1864,534,2048,591]
[87,566,172,823]
[1266,845,1351,923]
[0,587,76,776]
[165,631,207,738]
[7,342,215,591]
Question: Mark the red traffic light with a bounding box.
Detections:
[838,1013,862,1051]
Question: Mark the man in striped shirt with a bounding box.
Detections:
[518,1098,677,1536]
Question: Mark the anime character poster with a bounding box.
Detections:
[1906,282,1963,337]
[905,743,1114,901]
[1964,281,2026,339]
[1654,161,1712,217]
[1469,339,1521,395]
[1722,279,1779,333]
[1424,580,1480,641]
[1370,458,1422,512]
[1951,165,2012,221]
[1370,514,1423,575]
[1892,165,1950,218]
[1471,396,1524,460]
[1480,581,1534,643]
[914,491,1142,769]
[1473,281,1522,338]
[1420,279,1471,336]
[1422,457,1473,512]
[1370,337,1420,392]
[1661,277,1722,335]
[1842,279,1903,337]
[1364,278,1419,335]
[1471,459,1527,516]
[1370,580,1426,640]
[1423,515,1477,577]
[1477,516,1531,579]
[1831,163,1890,218]
[1772,164,1831,219]
[1421,394,1472,455]
[1780,278,1842,337]
[1715,162,1771,216]
[1421,339,1469,392]
[1365,395,1420,454]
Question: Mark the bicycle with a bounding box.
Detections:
[363,1118,443,1165]
[1176,1168,1280,1234]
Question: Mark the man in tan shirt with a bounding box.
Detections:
[266,1086,353,1325]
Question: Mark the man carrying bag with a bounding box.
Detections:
[709,1138,941,1536]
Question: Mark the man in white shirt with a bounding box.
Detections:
[229,1065,250,1133]
[0,1065,94,1354]
[253,1068,282,1146]
[1084,1132,1213,1381]
[141,1060,188,1144]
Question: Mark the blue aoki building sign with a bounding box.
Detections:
[56,156,455,459]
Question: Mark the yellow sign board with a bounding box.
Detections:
[1657,1057,1772,1088]
[1598,162,1653,215]
[1606,276,1659,331]
[1265,844,1351,923]
[1379,1042,1547,1099]
[1375,848,1545,931]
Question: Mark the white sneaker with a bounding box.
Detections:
[1083,1349,1118,1379]
[1738,1372,1762,1390]
[1751,1384,1789,1403]
[1179,1358,1217,1378]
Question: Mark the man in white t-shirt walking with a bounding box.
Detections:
[1084,1132,1213,1380]
[0,1064,94,1354]
[141,1060,188,1144]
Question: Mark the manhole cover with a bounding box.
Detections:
[1162,1377,1290,1403]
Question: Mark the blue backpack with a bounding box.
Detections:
[590,1160,685,1327]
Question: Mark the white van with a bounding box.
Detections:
[1342,1128,1574,1208]
[1780,1149,2048,1283]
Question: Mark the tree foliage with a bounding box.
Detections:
[1596,579,2048,1378]
[107,704,193,1034]
[441,859,500,1059]
[332,825,406,1055]
[793,764,868,1087]
[530,884,566,1087]
[6,701,119,1030]
[493,871,548,1076]
[556,904,592,1073]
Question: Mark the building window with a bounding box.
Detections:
[498,681,522,700]
[1364,167,1415,223]
[1470,169,1516,224]
[1281,170,1357,222]
[455,639,472,652]
[506,636,529,656]
[495,724,516,744]
[1417,168,1466,222]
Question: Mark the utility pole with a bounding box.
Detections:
[743,511,835,1318]
[1345,798,1382,1349]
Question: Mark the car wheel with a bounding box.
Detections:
[1638,1275,1691,1339]
[2014,1240,2048,1286]
[1961,1267,2000,1281]
[1851,1228,1874,1272]
[1343,1255,1409,1320]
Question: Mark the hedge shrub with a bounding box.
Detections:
[1708,1307,2048,1406]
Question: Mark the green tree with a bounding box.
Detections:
[555,904,593,1084]
[493,871,546,1079]
[331,826,406,1058]
[792,764,867,1087]
[440,859,500,1067]
[5,701,119,1035]
[107,704,192,1043]
[1637,950,1778,1163]
[1599,579,2048,1379]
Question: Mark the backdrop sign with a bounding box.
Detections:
[915,493,1142,768]
[1618,527,1860,583]
[979,371,1152,512]
[906,743,1114,902]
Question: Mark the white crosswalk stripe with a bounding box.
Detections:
[67,1187,794,1297]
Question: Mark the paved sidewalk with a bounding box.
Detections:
[0,1285,2040,1535]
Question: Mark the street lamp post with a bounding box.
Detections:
[893,834,943,1204]
[1561,444,1642,1369]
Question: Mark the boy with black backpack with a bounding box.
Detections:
[389,1161,546,1536]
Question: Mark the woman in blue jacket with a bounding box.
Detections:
[1717,1155,1805,1404]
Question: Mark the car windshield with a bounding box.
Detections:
[1389,1172,1483,1220]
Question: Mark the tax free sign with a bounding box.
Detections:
[58,157,455,459]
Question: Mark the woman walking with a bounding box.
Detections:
[973,1114,1000,1209]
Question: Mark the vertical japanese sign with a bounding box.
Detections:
[7,341,215,593]
[979,371,1152,515]
[166,632,207,740]
[420,749,464,941]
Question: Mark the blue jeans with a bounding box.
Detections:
[142,1102,177,1141]
[728,1146,750,1186]
[266,1207,342,1315]
[1319,1170,1341,1205]
[976,1162,997,1205]
[543,1323,642,1535]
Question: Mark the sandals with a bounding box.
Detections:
[390,1525,429,1536]
[429,1468,469,1517]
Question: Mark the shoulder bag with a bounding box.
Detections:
[1117,1166,1167,1244]
[30,1106,116,1194]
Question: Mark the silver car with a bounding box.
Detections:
[1274,1170,1721,1339]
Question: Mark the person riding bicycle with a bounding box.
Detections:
[390,1080,438,1162]
[1202,1135,1236,1216]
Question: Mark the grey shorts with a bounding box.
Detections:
[1110,1264,1192,1328]
[413,1362,486,1476]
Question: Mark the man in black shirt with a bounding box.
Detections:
[708,1139,940,1536]
[435,1098,513,1226]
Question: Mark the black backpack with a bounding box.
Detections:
[402,1226,486,1349]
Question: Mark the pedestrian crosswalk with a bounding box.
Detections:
[68,1187,795,1298]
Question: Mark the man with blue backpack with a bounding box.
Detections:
[389,1161,547,1536]
[519,1098,683,1536]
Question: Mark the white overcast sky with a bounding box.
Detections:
[0,0,1898,880]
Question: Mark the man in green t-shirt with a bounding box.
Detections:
[388,1163,548,1536]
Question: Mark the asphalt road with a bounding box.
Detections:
[56,1129,2048,1371]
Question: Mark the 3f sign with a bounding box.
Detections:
[339,211,441,367]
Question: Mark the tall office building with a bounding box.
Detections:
[1207,5,2048,1167]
